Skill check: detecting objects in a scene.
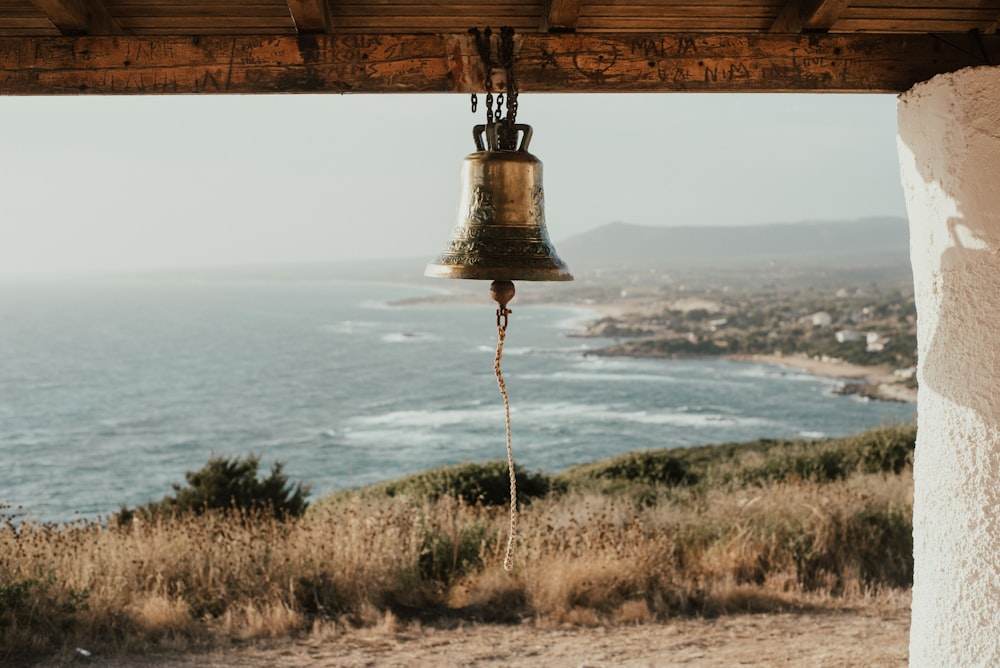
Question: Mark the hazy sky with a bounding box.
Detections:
[0,93,905,279]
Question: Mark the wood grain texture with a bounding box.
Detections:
[0,31,995,94]
[30,0,122,34]
[770,0,852,32]
[546,0,584,31]
[286,0,331,33]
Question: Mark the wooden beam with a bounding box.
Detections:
[30,0,122,36]
[545,0,584,33]
[0,32,995,95]
[286,0,331,34]
[770,0,852,33]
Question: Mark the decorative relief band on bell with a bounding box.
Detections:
[464,185,547,228]
[437,255,569,269]
[467,186,497,226]
[452,226,555,241]
[529,186,544,222]
[439,239,566,259]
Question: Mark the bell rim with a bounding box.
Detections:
[424,263,574,281]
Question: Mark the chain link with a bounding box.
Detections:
[470,26,518,137]
[495,92,504,129]
[471,27,494,125]
[500,27,518,128]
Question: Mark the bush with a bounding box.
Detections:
[361,460,554,507]
[743,448,850,485]
[0,574,89,661]
[418,514,493,584]
[564,451,696,487]
[118,454,310,523]
[852,424,916,474]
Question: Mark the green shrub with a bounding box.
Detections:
[556,423,916,493]
[848,505,914,588]
[118,454,310,523]
[790,503,913,592]
[564,451,696,487]
[0,573,89,660]
[418,517,493,584]
[362,460,554,507]
[852,424,916,474]
[743,448,850,485]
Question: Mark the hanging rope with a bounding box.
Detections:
[493,302,517,572]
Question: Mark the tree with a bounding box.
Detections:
[118,454,310,523]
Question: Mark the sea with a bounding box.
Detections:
[0,280,916,524]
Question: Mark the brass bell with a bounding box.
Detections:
[425,123,573,282]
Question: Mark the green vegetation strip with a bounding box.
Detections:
[1,424,915,663]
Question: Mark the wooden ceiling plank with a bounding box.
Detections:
[334,5,540,18]
[849,0,1000,7]
[117,17,296,29]
[577,0,783,6]
[29,0,122,34]
[770,0,852,32]
[843,7,1000,21]
[832,18,998,31]
[546,0,584,32]
[286,0,331,33]
[577,17,773,30]
[0,32,996,95]
[583,7,778,19]
[114,7,294,19]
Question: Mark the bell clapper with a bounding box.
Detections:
[490,280,518,572]
[491,279,515,328]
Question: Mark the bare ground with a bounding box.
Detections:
[73,604,909,668]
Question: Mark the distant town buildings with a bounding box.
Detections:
[811,312,833,327]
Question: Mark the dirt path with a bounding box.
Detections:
[84,607,909,667]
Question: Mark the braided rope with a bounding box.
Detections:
[494,321,517,572]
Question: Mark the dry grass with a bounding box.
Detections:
[1,428,915,664]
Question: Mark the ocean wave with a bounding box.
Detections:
[359,299,394,310]
[729,364,835,383]
[349,405,498,429]
[319,320,379,335]
[346,401,779,434]
[380,332,434,343]
[475,344,592,357]
[522,370,682,384]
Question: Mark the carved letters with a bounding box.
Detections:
[0,33,994,94]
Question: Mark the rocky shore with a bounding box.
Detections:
[392,289,918,404]
[725,353,916,403]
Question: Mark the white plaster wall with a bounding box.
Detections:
[898,66,1000,667]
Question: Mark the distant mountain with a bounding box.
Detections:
[137,217,910,288]
[556,217,910,273]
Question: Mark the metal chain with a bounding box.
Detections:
[500,27,518,127]
[470,26,518,133]
[471,27,495,125]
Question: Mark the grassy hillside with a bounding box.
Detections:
[2,424,915,662]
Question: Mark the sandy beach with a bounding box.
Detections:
[727,353,917,403]
[393,292,918,404]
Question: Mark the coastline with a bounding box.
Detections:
[391,293,918,404]
[726,352,917,403]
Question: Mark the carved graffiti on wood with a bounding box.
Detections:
[0,33,995,95]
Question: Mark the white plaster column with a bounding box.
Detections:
[898,67,1000,666]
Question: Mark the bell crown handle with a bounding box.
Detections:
[473,123,534,152]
